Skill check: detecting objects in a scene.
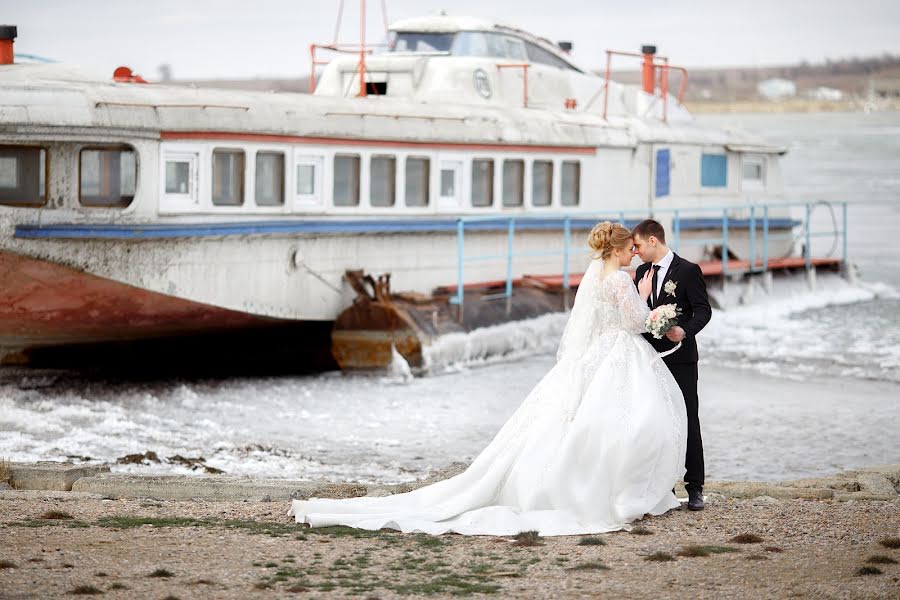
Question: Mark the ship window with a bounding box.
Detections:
[79,147,136,208]
[294,156,323,206]
[525,41,581,72]
[453,32,527,61]
[333,154,360,207]
[440,169,455,197]
[255,151,284,206]
[212,148,245,206]
[471,159,494,207]
[561,161,580,206]
[405,156,430,207]
[370,155,396,207]
[390,32,455,53]
[502,159,524,207]
[0,146,47,207]
[532,160,553,207]
[297,164,315,195]
[165,160,191,194]
[742,155,766,189]
[701,153,728,187]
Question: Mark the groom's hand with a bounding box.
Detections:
[665,326,685,342]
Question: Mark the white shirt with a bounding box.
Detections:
[652,250,675,299]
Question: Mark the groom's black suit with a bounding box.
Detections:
[635,253,711,492]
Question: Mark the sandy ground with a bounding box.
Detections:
[1,491,898,599]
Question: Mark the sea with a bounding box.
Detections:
[1,111,898,484]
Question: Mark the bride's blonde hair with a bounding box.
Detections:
[588,221,632,260]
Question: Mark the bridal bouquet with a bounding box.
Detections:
[646,303,682,339]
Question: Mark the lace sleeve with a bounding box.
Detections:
[612,271,650,334]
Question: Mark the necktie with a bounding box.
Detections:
[651,264,661,306]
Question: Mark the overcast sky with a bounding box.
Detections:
[5,0,900,79]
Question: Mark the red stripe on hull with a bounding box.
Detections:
[0,251,280,349]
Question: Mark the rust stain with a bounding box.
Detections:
[0,250,281,348]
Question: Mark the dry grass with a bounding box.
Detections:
[764,546,785,553]
[148,568,174,578]
[676,545,740,558]
[69,585,103,595]
[512,531,543,547]
[729,533,764,544]
[568,561,609,571]
[856,566,883,576]
[108,583,127,590]
[630,526,654,536]
[0,457,10,483]
[39,510,74,520]
[878,536,900,549]
[578,536,606,546]
[0,560,17,569]
[865,555,898,565]
[644,552,675,562]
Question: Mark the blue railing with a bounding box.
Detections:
[448,200,849,310]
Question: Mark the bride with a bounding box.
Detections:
[289,222,688,536]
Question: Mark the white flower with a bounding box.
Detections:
[664,280,678,296]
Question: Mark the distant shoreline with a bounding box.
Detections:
[686,98,900,114]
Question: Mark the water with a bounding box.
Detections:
[2,112,899,483]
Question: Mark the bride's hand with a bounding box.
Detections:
[637,270,653,300]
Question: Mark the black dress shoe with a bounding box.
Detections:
[687,488,705,511]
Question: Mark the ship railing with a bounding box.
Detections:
[448,200,849,312]
[602,50,688,123]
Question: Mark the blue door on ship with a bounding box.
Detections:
[655,148,670,198]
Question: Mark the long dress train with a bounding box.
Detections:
[288,264,687,536]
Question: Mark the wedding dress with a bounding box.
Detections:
[289,261,687,536]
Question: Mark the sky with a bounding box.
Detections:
[4,0,900,80]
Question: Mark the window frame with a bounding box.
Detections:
[160,148,200,212]
[561,160,580,207]
[0,144,49,208]
[369,154,397,208]
[333,153,361,208]
[700,153,728,188]
[294,154,324,209]
[502,158,525,208]
[78,145,138,209]
[741,154,766,191]
[470,158,495,208]
[531,159,554,207]
[253,150,286,208]
[404,155,430,208]
[211,147,246,207]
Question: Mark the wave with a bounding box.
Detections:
[417,272,898,383]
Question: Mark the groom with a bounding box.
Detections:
[632,219,712,511]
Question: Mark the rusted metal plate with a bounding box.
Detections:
[0,250,280,349]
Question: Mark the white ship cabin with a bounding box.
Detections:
[0,18,786,229]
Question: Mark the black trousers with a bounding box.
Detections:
[667,361,704,490]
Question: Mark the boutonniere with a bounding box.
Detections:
[664,280,678,296]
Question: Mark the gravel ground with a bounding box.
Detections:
[1,491,898,599]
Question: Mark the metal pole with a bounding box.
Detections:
[506,218,515,300]
[672,209,680,253]
[762,205,769,272]
[722,208,729,281]
[562,216,571,291]
[602,51,611,120]
[842,201,848,267]
[749,205,756,271]
[358,0,367,97]
[804,203,811,274]
[456,218,464,315]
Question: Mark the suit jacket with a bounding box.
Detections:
[635,253,711,364]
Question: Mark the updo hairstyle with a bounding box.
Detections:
[588,221,632,260]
